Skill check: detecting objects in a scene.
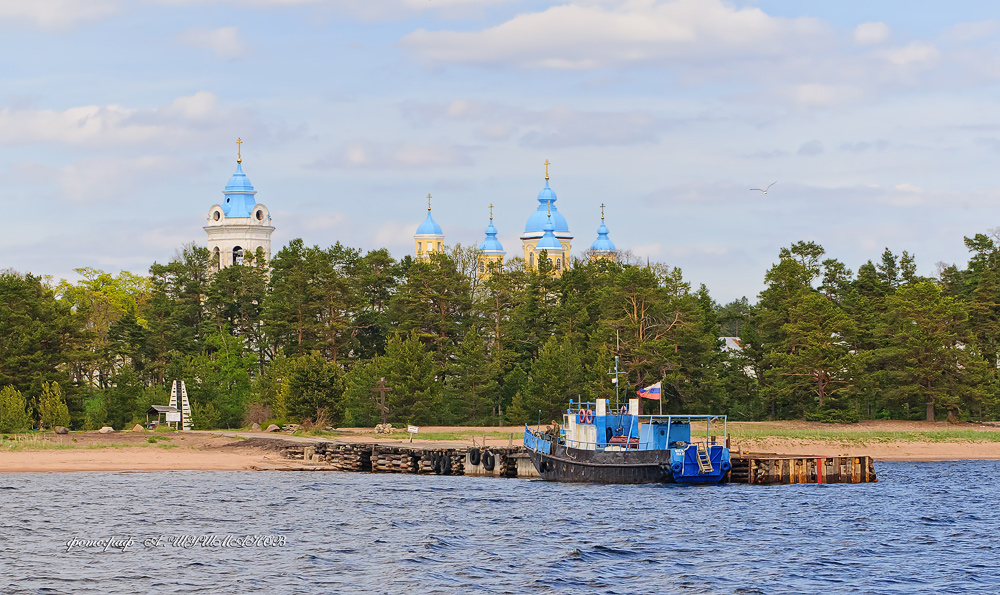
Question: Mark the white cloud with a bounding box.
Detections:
[0,0,120,29]
[302,212,347,231]
[854,21,889,45]
[176,26,249,60]
[10,155,199,203]
[943,21,999,42]
[0,92,258,148]
[881,42,940,67]
[402,99,664,147]
[401,0,827,69]
[790,84,864,108]
[797,139,824,156]
[309,141,477,169]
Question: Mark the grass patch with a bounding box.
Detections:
[728,426,1000,443]
[4,441,76,451]
[404,430,514,442]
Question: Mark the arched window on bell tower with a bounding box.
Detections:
[233,245,244,265]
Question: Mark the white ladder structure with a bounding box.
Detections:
[168,380,194,431]
[696,444,714,474]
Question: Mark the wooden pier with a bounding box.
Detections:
[729,452,878,484]
[275,441,877,485]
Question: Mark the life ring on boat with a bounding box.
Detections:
[578,409,594,424]
[482,451,496,472]
[468,448,482,466]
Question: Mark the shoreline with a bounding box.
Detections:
[2,420,1000,472]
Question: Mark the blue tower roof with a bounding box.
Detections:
[590,218,616,252]
[416,210,443,236]
[221,162,257,218]
[536,214,563,250]
[478,219,505,253]
[524,180,570,234]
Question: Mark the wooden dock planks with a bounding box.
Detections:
[280,443,877,485]
[730,453,877,485]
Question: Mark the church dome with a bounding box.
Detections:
[524,180,570,234]
[221,162,257,218]
[479,220,504,253]
[416,210,443,236]
[590,219,616,252]
[536,215,563,250]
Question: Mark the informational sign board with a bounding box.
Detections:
[166,411,181,422]
[407,425,419,434]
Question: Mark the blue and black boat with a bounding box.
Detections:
[523,397,730,484]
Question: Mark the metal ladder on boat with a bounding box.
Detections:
[696,444,714,474]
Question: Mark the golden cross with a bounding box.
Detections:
[601,203,605,220]
[427,193,432,211]
[544,159,550,180]
[237,137,242,164]
[547,200,552,216]
[489,203,494,220]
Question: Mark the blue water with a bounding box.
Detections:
[0,462,997,594]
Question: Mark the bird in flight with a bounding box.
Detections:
[751,181,777,195]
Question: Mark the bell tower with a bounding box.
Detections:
[204,139,274,269]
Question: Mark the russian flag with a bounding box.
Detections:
[638,382,661,400]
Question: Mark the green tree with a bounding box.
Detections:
[286,353,345,424]
[382,332,440,425]
[766,292,857,421]
[0,271,86,425]
[444,329,500,425]
[37,381,71,430]
[0,386,31,433]
[879,281,986,421]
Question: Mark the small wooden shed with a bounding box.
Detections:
[146,405,180,429]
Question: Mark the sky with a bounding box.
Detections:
[4,0,1000,303]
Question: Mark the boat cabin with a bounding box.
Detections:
[559,398,726,452]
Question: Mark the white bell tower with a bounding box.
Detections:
[204,138,274,269]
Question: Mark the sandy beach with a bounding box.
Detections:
[1,420,1000,472]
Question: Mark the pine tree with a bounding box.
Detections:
[0,385,31,433]
[38,381,70,430]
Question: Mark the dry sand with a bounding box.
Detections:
[2,420,1000,472]
[0,432,294,473]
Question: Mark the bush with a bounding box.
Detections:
[0,386,31,433]
[243,403,273,427]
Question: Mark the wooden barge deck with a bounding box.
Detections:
[275,442,877,485]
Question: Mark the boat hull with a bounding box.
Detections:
[528,444,688,484]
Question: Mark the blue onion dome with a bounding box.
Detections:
[536,212,563,250]
[479,219,504,253]
[416,210,443,235]
[590,218,616,252]
[221,162,257,218]
[524,179,571,233]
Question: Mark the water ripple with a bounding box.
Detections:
[0,462,999,593]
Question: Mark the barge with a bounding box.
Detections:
[524,397,730,484]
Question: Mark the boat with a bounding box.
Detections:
[523,397,731,484]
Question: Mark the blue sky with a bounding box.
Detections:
[4,0,1000,302]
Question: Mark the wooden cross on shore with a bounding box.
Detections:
[372,377,392,425]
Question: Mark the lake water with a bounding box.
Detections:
[1,461,997,594]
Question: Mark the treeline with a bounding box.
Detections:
[2,232,1000,431]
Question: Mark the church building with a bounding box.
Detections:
[588,204,617,261]
[413,160,616,276]
[520,160,572,275]
[205,139,274,269]
[414,194,445,261]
